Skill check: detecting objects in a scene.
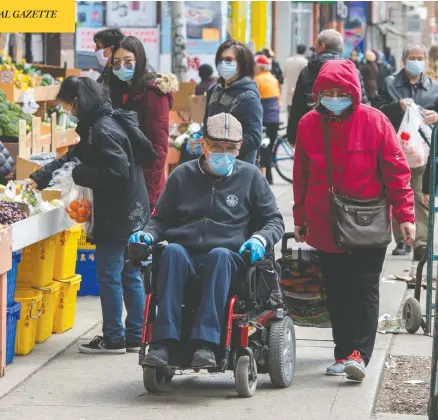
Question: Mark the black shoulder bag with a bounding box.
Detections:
[323,118,391,250]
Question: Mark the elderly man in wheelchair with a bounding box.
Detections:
[129,113,291,396]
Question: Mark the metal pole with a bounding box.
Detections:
[171,0,188,82]
[428,123,438,419]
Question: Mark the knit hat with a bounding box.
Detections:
[206,113,243,143]
[255,54,271,66]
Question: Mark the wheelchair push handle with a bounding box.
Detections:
[281,231,304,255]
[126,242,153,268]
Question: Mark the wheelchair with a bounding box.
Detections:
[127,242,296,398]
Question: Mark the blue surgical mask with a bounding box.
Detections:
[208,153,235,176]
[113,64,136,82]
[405,60,424,77]
[320,97,353,116]
[67,111,78,124]
[217,61,238,81]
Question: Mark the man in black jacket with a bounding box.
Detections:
[287,29,369,144]
[380,43,438,260]
[129,113,284,368]
[94,28,124,84]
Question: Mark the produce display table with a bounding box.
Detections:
[0,227,12,377]
[0,205,71,378]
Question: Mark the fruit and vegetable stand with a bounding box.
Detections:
[0,184,92,378]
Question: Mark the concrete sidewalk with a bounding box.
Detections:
[0,178,422,420]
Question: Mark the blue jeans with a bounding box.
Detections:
[95,241,145,344]
[152,244,246,345]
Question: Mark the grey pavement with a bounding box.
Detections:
[0,176,428,420]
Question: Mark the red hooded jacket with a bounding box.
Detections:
[293,60,415,253]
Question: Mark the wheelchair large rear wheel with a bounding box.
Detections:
[235,355,257,398]
[268,316,296,388]
[143,366,173,393]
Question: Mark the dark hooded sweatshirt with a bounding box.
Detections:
[203,77,263,162]
[287,51,370,144]
[30,103,157,244]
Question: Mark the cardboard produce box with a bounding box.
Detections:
[172,82,196,112]
[189,94,206,124]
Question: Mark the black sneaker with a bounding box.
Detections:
[78,336,126,354]
[414,245,427,261]
[126,340,142,353]
[144,343,169,366]
[392,242,412,256]
[191,342,216,368]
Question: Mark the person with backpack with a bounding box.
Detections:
[26,76,157,354]
[203,40,263,164]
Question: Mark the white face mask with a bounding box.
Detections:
[95,48,109,67]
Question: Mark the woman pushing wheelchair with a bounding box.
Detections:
[129,113,284,368]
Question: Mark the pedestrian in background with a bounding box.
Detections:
[259,48,284,86]
[360,51,379,103]
[426,44,438,80]
[384,46,397,73]
[287,29,369,145]
[107,36,178,211]
[293,59,415,382]
[93,28,124,84]
[284,44,308,111]
[204,39,263,164]
[254,54,281,185]
[195,63,217,96]
[380,43,438,260]
[349,49,361,69]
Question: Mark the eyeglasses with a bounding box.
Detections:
[321,92,350,99]
[204,139,240,155]
[220,57,236,65]
[112,61,136,71]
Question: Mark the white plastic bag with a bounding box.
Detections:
[397,104,429,168]
[48,159,94,237]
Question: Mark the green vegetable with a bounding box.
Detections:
[0,127,3,136]
[0,103,7,114]
[4,123,18,137]
[20,112,33,124]
[0,89,6,100]
[0,115,11,127]
[7,103,22,113]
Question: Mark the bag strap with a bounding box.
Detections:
[322,118,334,194]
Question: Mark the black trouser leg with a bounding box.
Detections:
[320,248,386,365]
[319,252,351,361]
[262,123,278,183]
[347,248,386,365]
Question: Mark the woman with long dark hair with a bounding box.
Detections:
[26,76,156,354]
[204,40,263,164]
[107,36,178,210]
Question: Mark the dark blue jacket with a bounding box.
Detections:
[203,77,263,162]
[144,157,284,253]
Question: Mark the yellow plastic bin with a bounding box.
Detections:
[14,289,43,356]
[17,235,58,288]
[78,230,95,250]
[53,274,82,333]
[53,226,82,280]
[34,282,61,343]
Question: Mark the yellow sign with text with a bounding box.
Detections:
[0,0,75,33]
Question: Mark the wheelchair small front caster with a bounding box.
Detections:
[235,355,257,398]
[143,366,174,393]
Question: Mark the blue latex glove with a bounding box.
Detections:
[128,232,152,244]
[238,238,265,264]
[185,139,202,155]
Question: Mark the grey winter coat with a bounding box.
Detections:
[144,157,285,253]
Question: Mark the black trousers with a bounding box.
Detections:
[319,248,386,365]
[259,122,279,183]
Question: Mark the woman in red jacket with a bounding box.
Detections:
[107,36,178,210]
[293,60,415,382]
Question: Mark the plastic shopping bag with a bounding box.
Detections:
[48,159,94,237]
[397,104,429,168]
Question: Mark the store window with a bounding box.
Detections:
[290,2,313,56]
